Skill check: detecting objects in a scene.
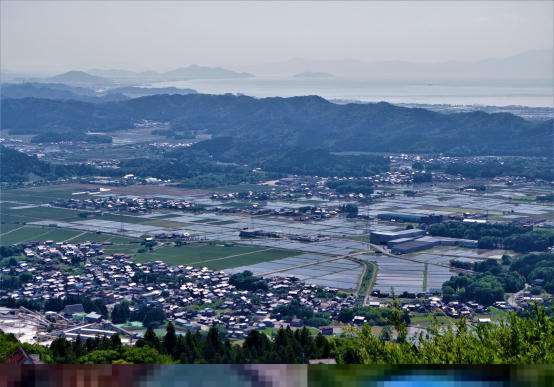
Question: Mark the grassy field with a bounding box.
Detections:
[0,203,84,244]
[0,185,84,204]
[0,204,81,226]
[410,313,455,328]
[103,242,302,270]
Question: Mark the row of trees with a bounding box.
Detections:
[46,323,334,364]
[429,222,554,253]
[420,158,554,181]
[327,179,374,195]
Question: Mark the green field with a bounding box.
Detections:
[0,223,140,246]
[103,242,302,270]
[0,202,84,244]
[1,203,81,226]
[0,185,83,204]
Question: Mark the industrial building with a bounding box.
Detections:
[370,229,426,244]
[388,235,479,254]
[390,239,438,254]
[417,236,478,248]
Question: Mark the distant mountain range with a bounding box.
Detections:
[0,83,197,102]
[242,49,554,80]
[3,49,550,87]
[2,94,551,156]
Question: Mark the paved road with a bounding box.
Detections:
[507,284,529,308]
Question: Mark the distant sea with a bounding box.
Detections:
[147,77,554,108]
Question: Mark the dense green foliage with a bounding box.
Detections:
[337,306,554,364]
[129,305,166,328]
[424,157,554,181]
[327,179,374,194]
[337,306,411,326]
[0,146,109,182]
[46,324,333,364]
[429,221,554,253]
[271,299,331,327]
[442,274,506,305]
[511,253,554,293]
[111,301,131,324]
[0,245,23,258]
[0,294,109,318]
[341,203,359,218]
[229,271,269,292]
[0,331,53,363]
[257,148,389,177]
[2,94,552,156]
[444,253,554,304]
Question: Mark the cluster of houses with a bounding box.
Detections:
[52,194,344,223]
[360,295,491,324]
[233,205,340,221]
[1,240,358,342]
[52,196,197,214]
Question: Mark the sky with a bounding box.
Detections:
[1,1,553,74]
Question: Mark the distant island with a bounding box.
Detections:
[17,66,255,87]
[86,65,254,83]
[161,64,254,80]
[293,71,335,79]
[47,70,113,87]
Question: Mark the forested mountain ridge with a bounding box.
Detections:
[1,94,552,156]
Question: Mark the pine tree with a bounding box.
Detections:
[143,327,161,350]
[163,322,177,356]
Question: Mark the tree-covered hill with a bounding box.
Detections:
[0,146,100,182]
[2,94,552,156]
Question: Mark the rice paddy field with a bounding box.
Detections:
[225,253,364,290]
[2,182,552,296]
[104,243,303,270]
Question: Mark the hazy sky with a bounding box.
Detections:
[1,1,552,73]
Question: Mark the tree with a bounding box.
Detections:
[342,203,358,218]
[229,271,268,291]
[163,322,177,356]
[111,301,131,324]
[142,306,166,328]
[142,327,161,351]
[203,326,224,363]
[110,334,122,350]
[50,336,75,363]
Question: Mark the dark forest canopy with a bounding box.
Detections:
[0,146,109,183]
[2,94,552,156]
